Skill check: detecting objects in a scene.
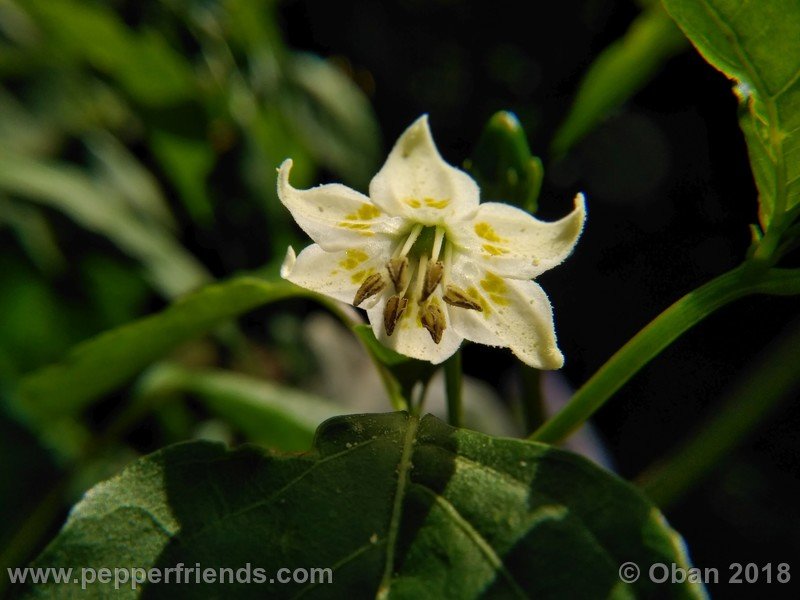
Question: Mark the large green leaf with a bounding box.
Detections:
[662,0,800,231]
[11,278,302,427]
[25,413,704,599]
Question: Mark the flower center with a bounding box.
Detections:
[352,224,482,343]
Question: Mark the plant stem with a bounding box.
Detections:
[636,319,800,509]
[519,367,545,434]
[443,351,463,427]
[530,265,800,444]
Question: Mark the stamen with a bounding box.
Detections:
[353,273,386,306]
[420,302,446,344]
[443,285,482,311]
[383,295,408,336]
[420,261,443,303]
[431,226,445,261]
[398,223,424,258]
[386,257,408,293]
[413,254,429,300]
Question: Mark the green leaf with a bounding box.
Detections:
[11,278,302,427]
[551,4,687,158]
[0,150,210,298]
[662,0,800,231]
[0,196,65,275]
[85,131,177,232]
[148,129,216,226]
[139,365,342,452]
[465,111,543,214]
[26,413,704,599]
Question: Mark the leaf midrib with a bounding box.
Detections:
[377,414,419,598]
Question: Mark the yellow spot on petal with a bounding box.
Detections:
[490,294,509,306]
[342,203,381,221]
[482,244,508,256]
[355,204,381,220]
[466,286,491,316]
[424,198,450,209]
[405,198,421,208]
[480,272,509,306]
[474,222,505,242]
[338,221,375,236]
[351,269,373,284]
[339,249,369,270]
[339,222,370,229]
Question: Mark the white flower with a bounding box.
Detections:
[278,115,585,368]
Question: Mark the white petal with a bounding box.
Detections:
[281,242,393,306]
[450,193,586,280]
[447,257,564,369]
[277,160,405,251]
[366,291,463,364]
[369,115,479,225]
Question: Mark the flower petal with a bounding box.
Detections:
[369,115,479,225]
[281,242,393,306]
[447,258,564,369]
[451,193,586,280]
[366,291,463,364]
[278,160,405,251]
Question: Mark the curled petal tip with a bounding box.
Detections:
[280,246,297,279]
[574,192,587,212]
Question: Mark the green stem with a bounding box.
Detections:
[443,351,463,427]
[520,367,545,434]
[530,264,800,444]
[636,319,800,509]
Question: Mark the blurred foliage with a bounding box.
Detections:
[0,0,381,375]
[0,0,382,575]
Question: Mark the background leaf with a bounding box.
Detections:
[0,151,210,298]
[11,278,302,428]
[662,0,800,231]
[24,413,704,599]
[551,4,687,158]
[20,0,194,107]
[282,53,382,187]
[138,365,342,452]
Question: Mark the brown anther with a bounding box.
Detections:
[386,257,408,293]
[383,295,408,336]
[420,302,446,344]
[353,273,386,307]
[443,285,483,311]
[420,260,444,302]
